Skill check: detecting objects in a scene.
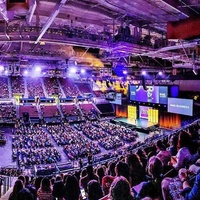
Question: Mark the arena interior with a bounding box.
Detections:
[0,0,200,200]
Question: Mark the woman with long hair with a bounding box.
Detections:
[9,179,23,200]
[109,176,134,200]
[37,177,53,200]
[64,174,80,200]
[87,180,104,200]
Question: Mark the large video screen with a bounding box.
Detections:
[106,92,122,105]
[139,106,150,119]
[129,85,168,104]
[169,85,179,98]
[168,98,193,116]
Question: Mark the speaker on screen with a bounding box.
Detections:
[142,75,147,90]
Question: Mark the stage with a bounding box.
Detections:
[111,117,159,133]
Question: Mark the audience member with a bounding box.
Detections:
[64,174,80,200]
[79,165,99,192]
[87,180,104,200]
[37,177,53,200]
[9,179,24,200]
[126,153,146,186]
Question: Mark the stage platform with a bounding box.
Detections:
[111,117,159,133]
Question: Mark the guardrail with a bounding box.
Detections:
[0,175,13,198]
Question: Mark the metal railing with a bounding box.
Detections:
[0,175,13,198]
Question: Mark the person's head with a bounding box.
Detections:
[108,162,116,176]
[86,165,94,176]
[156,140,166,151]
[109,176,134,200]
[136,149,146,158]
[18,188,34,200]
[40,177,51,192]
[168,135,178,147]
[80,168,87,178]
[96,166,105,180]
[115,161,130,182]
[34,176,43,191]
[178,131,192,148]
[147,156,163,178]
[18,175,25,185]
[13,179,23,195]
[56,175,62,181]
[24,175,30,185]
[64,175,80,200]
[126,153,142,168]
[87,180,103,200]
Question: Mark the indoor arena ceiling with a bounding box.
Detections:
[0,0,200,76]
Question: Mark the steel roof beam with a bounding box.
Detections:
[35,0,68,44]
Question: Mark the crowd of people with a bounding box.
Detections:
[12,125,61,167]
[26,78,45,98]
[4,119,200,200]
[75,120,138,150]
[43,77,63,98]
[0,77,9,98]
[0,103,16,121]
[46,124,101,160]
[94,121,138,143]
[11,76,25,95]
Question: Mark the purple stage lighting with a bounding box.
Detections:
[35,66,41,72]
[0,65,4,71]
[123,70,127,75]
[141,70,146,75]
[81,69,85,74]
[23,70,29,76]
[158,71,163,76]
[70,67,76,73]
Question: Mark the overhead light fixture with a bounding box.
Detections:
[193,65,198,75]
[0,65,4,72]
[158,71,163,76]
[193,68,198,75]
[141,70,146,75]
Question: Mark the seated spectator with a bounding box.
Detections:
[181,170,200,200]
[170,131,192,170]
[52,176,65,200]
[64,174,80,200]
[132,156,163,200]
[102,161,129,196]
[156,140,171,166]
[87,180,104,200]
[9,179,24,200]
[37,177,53,200]
[96,165,106,185]
[115,161,130,181]
[101,176,134,200]
[162,159,200,200]
[79,165,99,192]
[102,162,116,195]
[136,149,148,170]
[167,135,178,156]
[126,153,146,186]
[17,187,34,200]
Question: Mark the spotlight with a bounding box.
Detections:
[70,67,76,73]
[123,70,127,75]
[141,70,146,75]
[158,71,163,76]
[35,66,41,72]
[23,70,29,76]
[81,69,85,74]
[0,65,4,72]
